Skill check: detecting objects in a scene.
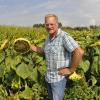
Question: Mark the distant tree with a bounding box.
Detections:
[33,23,62,28]
[33,24,44,27]
[89,25,97,29]
[73,26,89,31]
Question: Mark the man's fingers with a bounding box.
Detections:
[58,71,67,76]
[58,71,63,75]
[58,67,71,76]
[58,68,62,71]
[58,67,66,71]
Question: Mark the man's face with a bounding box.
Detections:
[45,17,58,36]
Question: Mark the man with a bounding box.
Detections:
[31,14,84,100]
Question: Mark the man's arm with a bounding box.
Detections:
[31,44,44,55]
[58,47,84,76]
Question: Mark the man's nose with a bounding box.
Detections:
[46,24,53,28]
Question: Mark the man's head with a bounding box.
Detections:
[45,14,59,36]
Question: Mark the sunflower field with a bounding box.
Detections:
[0,25,100,100]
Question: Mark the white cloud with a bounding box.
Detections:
[0,0,100,26]
[89,18,96,25]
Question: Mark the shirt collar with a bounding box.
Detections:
[56,28,61,37]
[49,28,61,41]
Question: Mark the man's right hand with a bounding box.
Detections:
[30,44,44,55]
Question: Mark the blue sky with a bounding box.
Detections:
[0,0,100,27]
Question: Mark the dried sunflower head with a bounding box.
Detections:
[69,72,82,81]
[13,38,31,54]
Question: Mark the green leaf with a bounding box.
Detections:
[88,75,97,86]
[92,86,100,98]
[8,93,20,100]
[0,64,4,77]
[0,51,5,64]
[11,76,21,89]
[79,60,90,73]
[5,55,22,71]
[19,86,33,99]
[0,85,8,99]
[91,56,100,77]
[16,63,33,79]
[28,67,38,82]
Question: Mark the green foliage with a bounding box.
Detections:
[64,79,95,100]
[0,85,8,100]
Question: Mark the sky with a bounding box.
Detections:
[0,0,100,27]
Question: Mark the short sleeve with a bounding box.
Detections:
[62,34,79,52]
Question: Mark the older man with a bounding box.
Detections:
[31,14,84,100]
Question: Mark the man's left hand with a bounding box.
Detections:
[58,67,73,76]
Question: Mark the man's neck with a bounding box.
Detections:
[50,33,56,38]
